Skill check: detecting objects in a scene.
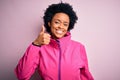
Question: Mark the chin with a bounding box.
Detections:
[54,35,63,39]
[57,35,65,39]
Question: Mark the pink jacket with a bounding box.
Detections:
[15,33,94,80]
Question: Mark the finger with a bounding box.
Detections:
[43,33,51,38]
[45,33,51,38]
[43,37,50,42]
[45,37,51,41]
[43,40,50,45]
[40,25,45,33]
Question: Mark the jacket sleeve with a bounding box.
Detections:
[15,44,40,80]
[80,45,94,80]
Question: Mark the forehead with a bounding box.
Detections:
[52,13,70,22]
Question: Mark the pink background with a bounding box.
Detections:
[0,0,120,80]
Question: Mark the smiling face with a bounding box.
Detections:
[48,13,70,39]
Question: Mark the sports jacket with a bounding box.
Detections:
[15,33,94,80]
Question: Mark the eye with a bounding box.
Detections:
[64,23,68,27]
[55,21,60,24]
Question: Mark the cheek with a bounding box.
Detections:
[51,26,55,30]
[65,27,69,31]
[50,27,56,34]
[50,23,57,29]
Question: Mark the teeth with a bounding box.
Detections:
[56,30,63,34]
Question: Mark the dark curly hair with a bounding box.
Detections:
[43,2,78,33]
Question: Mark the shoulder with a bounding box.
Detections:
[70,40,85,47]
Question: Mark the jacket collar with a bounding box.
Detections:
[50,32,71,50]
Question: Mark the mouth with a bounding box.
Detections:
[56,30,63,34]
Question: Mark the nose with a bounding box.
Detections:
[58,23,63,28]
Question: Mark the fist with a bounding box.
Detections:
[33,25,51,46]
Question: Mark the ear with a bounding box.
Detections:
[48,22,51,27]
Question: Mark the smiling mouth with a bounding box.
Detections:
[56,30,63,34]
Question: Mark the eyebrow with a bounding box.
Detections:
[54,19,69,24]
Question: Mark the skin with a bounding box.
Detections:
[33,13,70,45]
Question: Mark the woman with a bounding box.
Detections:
[15,2,94,80]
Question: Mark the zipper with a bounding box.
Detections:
[56,40,61,80]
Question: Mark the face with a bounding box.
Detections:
[48,13,70,39]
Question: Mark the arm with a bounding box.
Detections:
[80,45,94,80]
[15,25,50,80]
[15,44,40,80]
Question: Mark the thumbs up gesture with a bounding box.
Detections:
[33,25,51,46]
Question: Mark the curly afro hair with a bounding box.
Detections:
[43,2,78,33]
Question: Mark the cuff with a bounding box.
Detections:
[32,42,41,47]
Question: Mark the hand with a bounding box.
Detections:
[33,25,51,46]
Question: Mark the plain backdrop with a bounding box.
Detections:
[0,0,120,80]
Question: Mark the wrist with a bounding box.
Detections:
[32,41,41,47]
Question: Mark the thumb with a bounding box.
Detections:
[41,25,45,33]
